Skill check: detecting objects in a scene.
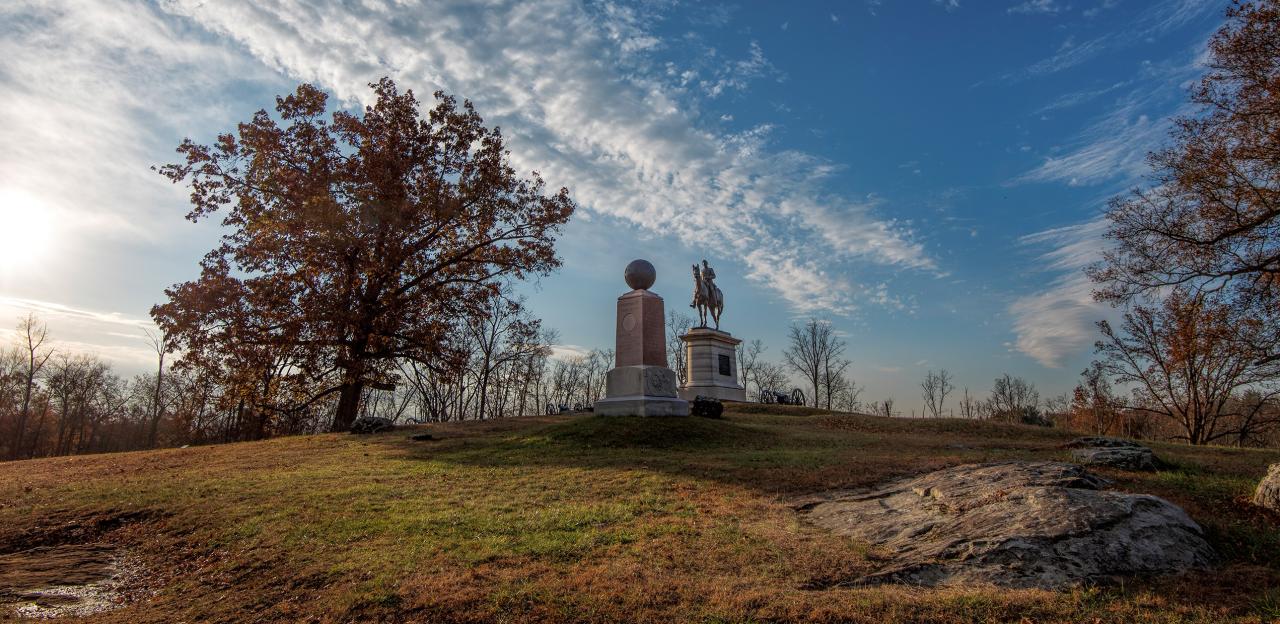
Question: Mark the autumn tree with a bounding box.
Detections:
[1090,2,1280,342]
[1093,288,1280,445]
[1070,362,1126,436]
[154,79,574,431]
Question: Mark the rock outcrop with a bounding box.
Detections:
[1066,436,1145,449]
[349,416,394,434]
[1067,437,1158,471]
[1256,463,1280,512]
[801,461,1214,589]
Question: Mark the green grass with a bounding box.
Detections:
[0,409,1277,623]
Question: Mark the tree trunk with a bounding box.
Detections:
[12,369,35,459]
[148,351,165,448]
[333,379,364,431]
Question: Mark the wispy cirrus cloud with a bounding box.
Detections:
[1014,0,1216,78]
[0,296,160,368]
[1017,42,1207,187]
[1008,0,1068,16]
[149,0,933,315]
[0,0,275,243]
[1008,35,1213,369]
[1033,80,1128,115]
[1018,96,1175,186]
[1009,220,1113,368]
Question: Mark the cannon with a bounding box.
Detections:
[760,388,807,406]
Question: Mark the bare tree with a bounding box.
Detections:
[878,398,895,418]
[11,314,52,458]
[585,348,612,406]
[820,357,853,410]
[783,319,846,408]
[987,374,1041,425]
[737,339,765,391]
[750,361,790,401]
[828,374,863,413]
[958,387,982,419]
[1042,392,1071,424]
[920,369,954,419]
[666,311,693,384]
[142,328,170,448]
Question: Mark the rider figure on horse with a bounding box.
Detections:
[690,259,717,308]
[690,259,724,329]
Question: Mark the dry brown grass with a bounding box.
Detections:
[0,409,1277,623]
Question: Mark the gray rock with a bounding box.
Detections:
[349,416,394,434]
[1071,446,1157,471]
[1256,463,1280,512]
[801,461,1214,589]
[1066,436,1145,449]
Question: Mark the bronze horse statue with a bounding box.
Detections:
[691,263,724,330]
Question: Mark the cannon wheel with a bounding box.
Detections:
[790,388,806,406]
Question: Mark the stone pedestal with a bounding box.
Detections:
[595,282,689,417]
[678,327,746,402]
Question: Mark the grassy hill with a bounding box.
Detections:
[2,406,1279,623]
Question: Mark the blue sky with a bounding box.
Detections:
[0,0,1223,413]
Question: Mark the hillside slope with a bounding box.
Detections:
[2,408,1278,623]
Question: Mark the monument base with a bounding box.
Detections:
[678,327,746,402]
[594,395,690,417]
[678,384,746,403]
[595,365,690,417]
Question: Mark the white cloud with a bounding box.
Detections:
[549,344,592,360]
[1018,39,1207,187]
[148,0,932,315]
[0,0,276,244]
[1017,94,1178,186]
[696,40,781,99]
[1016,0,1216,78]
[0,296,160,370]
[1008,220,1113,368]
[1008,0,1067,15]
[1033,81,1127,115]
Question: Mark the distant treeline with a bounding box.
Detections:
[0,298,604,460]
[3,301,1280,461]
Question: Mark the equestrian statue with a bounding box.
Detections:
[689,259,724,330]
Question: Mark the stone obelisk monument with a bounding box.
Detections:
[594,259,690,417]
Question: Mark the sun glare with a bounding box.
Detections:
[0,189,55,271]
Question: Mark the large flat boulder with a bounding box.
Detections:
[1256,463,1280,512]
[802,461,1214,589]
[1066,436,1145,449]
[1071,446,1157,471]
[1067,437,1159,471]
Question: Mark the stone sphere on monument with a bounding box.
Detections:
[624,259,656,290]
